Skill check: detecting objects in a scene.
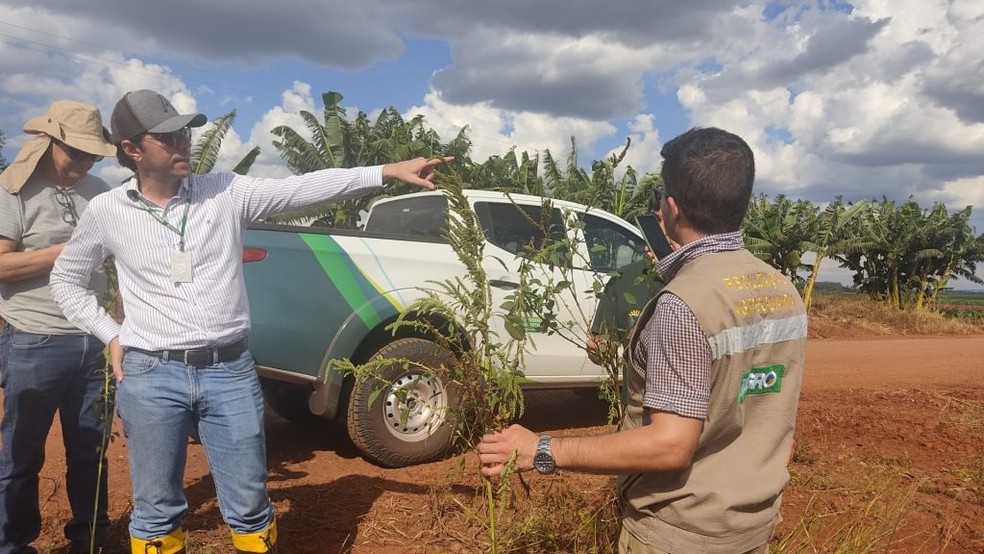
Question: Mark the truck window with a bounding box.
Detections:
[581,213,648,272]
[474,201,571,266]
[365,196,449,238]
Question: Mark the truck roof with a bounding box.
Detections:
[369,189,618,218]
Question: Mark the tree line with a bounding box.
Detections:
[3,91,981,309]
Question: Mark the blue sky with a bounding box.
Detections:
[1,0,983,289]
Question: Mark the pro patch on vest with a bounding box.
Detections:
[738,364,785,402]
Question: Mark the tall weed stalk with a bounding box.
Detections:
[87,257,120,553]
[87,364,115,554]
[339,169,639,551]
[338,172,533,552]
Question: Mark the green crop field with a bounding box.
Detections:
[939,290,984,305]
[935,290,984,321]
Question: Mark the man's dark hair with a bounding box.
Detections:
[660,127,755,234]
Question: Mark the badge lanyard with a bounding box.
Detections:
[135,191,190,251]
[134,184,193,282]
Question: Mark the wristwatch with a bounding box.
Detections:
[533,435,555,474]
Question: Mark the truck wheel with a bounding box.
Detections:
[261,378,317,423]
[346,337,459,467]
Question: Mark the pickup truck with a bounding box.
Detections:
[243,190,650,467]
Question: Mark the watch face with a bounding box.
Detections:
[534,451,555,474]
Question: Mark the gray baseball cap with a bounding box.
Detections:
[110,89,207,144]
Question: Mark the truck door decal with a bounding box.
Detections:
[298,233,403,328]
[354,236,408,308]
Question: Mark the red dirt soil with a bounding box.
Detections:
[14,335,984,553]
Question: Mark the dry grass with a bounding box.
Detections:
[808,294,984,338]
[773,470,947,554]
[416,466,621,554]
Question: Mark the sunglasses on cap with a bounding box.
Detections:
[139,127,192,149]
[56,140,104,163]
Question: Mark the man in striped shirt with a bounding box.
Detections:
[478,127,807,554]
[49,89,449,554]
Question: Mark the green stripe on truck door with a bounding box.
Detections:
[299,233,382,328]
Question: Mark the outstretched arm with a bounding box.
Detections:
[236,157,454,222]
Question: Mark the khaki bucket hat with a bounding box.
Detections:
[0,100,116,194]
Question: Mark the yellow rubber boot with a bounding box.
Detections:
[231,519,278,553]
[129,528,186,553]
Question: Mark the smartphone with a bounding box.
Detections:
[635,214,673,259]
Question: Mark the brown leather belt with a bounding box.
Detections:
[129,338,248,367]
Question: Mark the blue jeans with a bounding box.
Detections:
[0,325,112,553]
[117,349,274,540]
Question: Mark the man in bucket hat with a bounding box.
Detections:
[50,89,450,554]
[0,100,117,554]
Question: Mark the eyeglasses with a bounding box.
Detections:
[141,127,192,149]
[56,141,104,163]
[54,187,79,227]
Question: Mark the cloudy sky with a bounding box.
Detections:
[1,0,982,287]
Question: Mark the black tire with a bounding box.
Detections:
[261,378,317,423]
[346,338,459,467]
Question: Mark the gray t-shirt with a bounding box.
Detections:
[0,173,110,334]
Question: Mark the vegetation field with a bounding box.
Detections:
[933,291,984,321]
[12,295,983,553]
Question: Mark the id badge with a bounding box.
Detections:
[170,250,194,283]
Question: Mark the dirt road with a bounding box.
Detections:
[804,336,984,391]
[15,335,984,553]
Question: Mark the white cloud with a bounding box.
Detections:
[615,114,662,175]
[0,0,982,254]
[431,28,685,120]
[406,90,616,165]
[933,175,984,220]
[238,81,316,178]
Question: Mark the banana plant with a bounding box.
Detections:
[801,198,872,308]
[466,147,544,196]
[839,199,946,309]
[271,91,469,227]
[742,195,819,285]
[190,109,260,176]
[915,205,984,308]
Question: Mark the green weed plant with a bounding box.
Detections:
[337,167,641,552]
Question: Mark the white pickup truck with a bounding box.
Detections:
[243,190,649,467]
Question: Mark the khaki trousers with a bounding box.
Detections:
[618,527,770,554]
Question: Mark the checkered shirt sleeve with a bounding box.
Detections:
[634,292,711,419]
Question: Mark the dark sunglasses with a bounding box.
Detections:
[54,187,79,227]
[56,141,104,163]
[141,127,192,149]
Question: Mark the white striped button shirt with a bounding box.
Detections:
[50,166,383,351]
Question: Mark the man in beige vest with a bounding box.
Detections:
[478,127,807,554]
